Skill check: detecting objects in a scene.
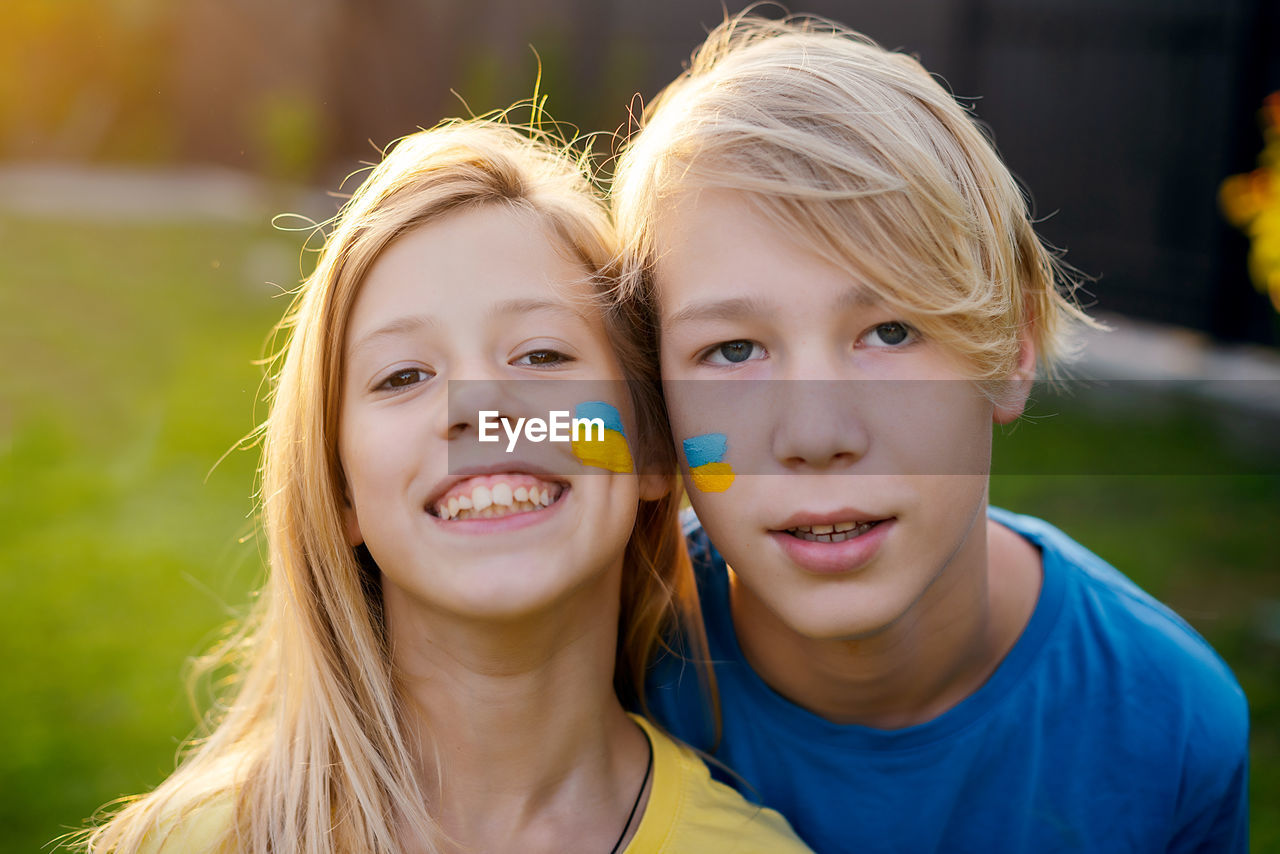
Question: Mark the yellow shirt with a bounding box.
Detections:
[141,717,811,853]
[625,714,812,852]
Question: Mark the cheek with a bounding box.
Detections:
[678,473,742,540]
[873,384,993,475]
[337,409,401,508]
[909,475,989,541]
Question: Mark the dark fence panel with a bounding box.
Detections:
[946,0,1278,342]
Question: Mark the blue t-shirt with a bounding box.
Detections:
[647,507,1249,853]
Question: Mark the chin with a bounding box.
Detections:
[776,599,912,642]
[445,587,575,622]
[424,565,585,621]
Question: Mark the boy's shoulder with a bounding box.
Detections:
[991,506,1245,710]
[661,508,1250,850]
[991,507,1249,790]
[678,504,1247,763]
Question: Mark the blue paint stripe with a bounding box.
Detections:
[574,401,625,436]
[682,432,728,468]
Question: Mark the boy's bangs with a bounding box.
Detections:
[759,190,1018,375]
[651,157,1021,385]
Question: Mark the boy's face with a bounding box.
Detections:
[654,189,1026,640]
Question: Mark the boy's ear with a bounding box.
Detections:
[993,333,1037,425]
[638,472,673,502]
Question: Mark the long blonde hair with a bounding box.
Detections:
[78,119,698,853]
[613,13,1101,390]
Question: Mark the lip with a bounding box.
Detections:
[424,462,570,510]
[772,507,891,530]
[769,517,895,575]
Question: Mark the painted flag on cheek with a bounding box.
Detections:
[571,401,634,473]
[682,433,735,492]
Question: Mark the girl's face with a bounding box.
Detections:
[339,203,648,623]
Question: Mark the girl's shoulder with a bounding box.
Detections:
[137,795,235,854]
[629,715,814,853]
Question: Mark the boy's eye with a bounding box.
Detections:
[378,368,432,390]
[862,322,915,348]
[514,349,575,367]
[701,340,766,366]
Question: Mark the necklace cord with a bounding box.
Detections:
[607,727,654,854]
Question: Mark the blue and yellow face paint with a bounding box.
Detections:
[571,401,634,473]
[682,433,735,492]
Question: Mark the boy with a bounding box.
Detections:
[613,14,1248,853]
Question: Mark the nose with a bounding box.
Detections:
[769,378,870,471]
[445,376,522,441]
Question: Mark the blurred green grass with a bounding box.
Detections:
[1,212,286,851]
[1,213,1276,852]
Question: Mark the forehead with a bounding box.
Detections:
[651,189,879,324]
[347,203,594,339]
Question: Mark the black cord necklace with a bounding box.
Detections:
[607,728,653,854]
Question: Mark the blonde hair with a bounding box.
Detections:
[612,13,1100,387]
[77,119,698,853]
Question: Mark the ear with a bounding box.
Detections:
[638,472,673,502]
[341,495,364,547]
[993,331,1037,425]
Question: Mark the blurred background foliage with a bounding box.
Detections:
[1,0,1278,851]
[4,0,1278,336]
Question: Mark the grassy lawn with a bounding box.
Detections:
[2,212,1276,852]
[1,212,285,851]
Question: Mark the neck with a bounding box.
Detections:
[385,568,650,852]
[732,511,1041,729]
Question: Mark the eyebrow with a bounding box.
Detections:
[833,286,882,312]
[664,296,771,332]
[350,315,437,356]
[664,287,880,332]
[349,298,588,356]
[488,297,590,323]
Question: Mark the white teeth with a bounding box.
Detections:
[433,480,565,521]
[440,497,546,521]
[787,521,877,542]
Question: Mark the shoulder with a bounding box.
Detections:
[997,509,1242,678]
[995,508,1249,766]
[628,715,813,853]
[138,795,235,854]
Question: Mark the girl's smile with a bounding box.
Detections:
[429,471,567,522]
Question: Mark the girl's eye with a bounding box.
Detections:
[862,322,916,348]
[514,349,575,367]
[701,340,766,366]
[378,368,432,390]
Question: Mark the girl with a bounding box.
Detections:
[77,119,809,853]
